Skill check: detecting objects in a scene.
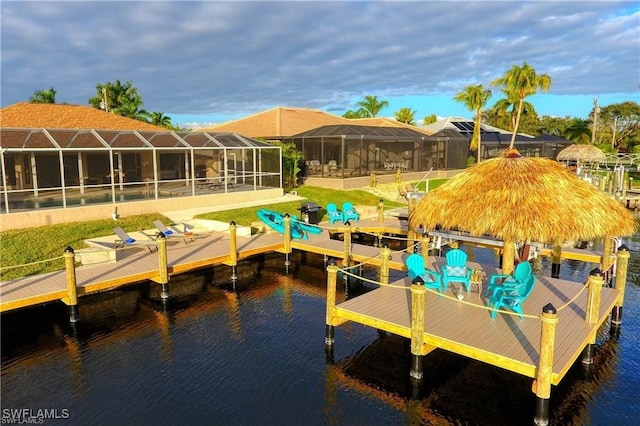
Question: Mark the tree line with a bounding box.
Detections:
[341,63,639,157]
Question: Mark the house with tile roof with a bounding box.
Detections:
[197,106,352,140]
[1,103,283,229]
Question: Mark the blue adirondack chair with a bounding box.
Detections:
[442,248,473,292]
[405,253,443,296]
[342,202,359,223]
[326,203,343,224]
[487,274,536,319]
[485,261,532,297]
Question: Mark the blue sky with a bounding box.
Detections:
[1,1,639,128]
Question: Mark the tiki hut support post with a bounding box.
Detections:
[380,246,391,284]
[502,239,516,275]
[157,233,169,300]
[610,245,630,336]
[601,235,613,274]
[582,268,604,364]
[229,222,238,282]
[343,222,352,270]
[551,241,562,279]
[421,234,430,259]
[409,279,427,380]
[325,261,338,346]
[63,246,80,323]
[533,303,558,426]
[284,214,292,269]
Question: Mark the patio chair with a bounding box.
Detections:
[405,253,443,296]
[153,220,195,244]
[328,160,338,171]
[326,203,343,224]
[485,261,532,297]
[442,248,473,292]
[342,202,359,223]
[486,273,536,319]
[113,227,157,252]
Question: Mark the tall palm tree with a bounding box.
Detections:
[491,62,551,149]
[394,107,416,125]
[29,87,57,103]
[356,95,389,118]
[490,89,536,132]
[453,84,492,162]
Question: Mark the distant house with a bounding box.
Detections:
[0,103,282,227]
[198,106,352,141]
[424,117,572,159]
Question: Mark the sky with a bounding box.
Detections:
[1,1,639,128]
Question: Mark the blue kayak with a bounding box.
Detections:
[257,209,310,239]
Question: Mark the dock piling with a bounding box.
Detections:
[409,279,426,380]
[551,241,562,278]
[611,245,630,336]
[380,246,391,284]
[229,221,238,281]
[582,268,604,364]
[284,214,292,269]
[325,261,338,346]
[156,234,169,300]
[63,246,80,323]
[533,303,558,426]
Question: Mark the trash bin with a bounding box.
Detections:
[299,202,321,224]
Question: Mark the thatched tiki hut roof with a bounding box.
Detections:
[556,144,606,163]
[409,149,637,274]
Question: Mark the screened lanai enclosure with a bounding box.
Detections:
[0,129,282,213]
[283,125,468,178]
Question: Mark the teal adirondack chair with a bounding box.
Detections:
[485,261,533,297]
[442,248,473,292]
[405,253,443,296]
[326,203,343,224]
[487,274,536,319]
[342,202,359,223]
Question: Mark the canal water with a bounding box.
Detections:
[2,239,640,425]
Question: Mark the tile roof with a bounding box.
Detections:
[197,106,352,138]
[347,117,434,135]
[0,102,166,131]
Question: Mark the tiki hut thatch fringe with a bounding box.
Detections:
[556,144,606,163]
[409,149,637,274]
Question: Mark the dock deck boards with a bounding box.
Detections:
[1,216,620,389]
[332,255,619,385]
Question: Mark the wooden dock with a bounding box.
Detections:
[0,216,410,312]
[329,255,619,385]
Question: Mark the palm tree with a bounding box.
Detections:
[423,114,437,126]
[394,107,416,125]
[355,95,389,118]
[29,87,56,103]
[149,112,173,128]
[564,119,591,144]
[453,84,492,162]
[490,89,536,132]
[491,62,551,149]
[342,109,368,119]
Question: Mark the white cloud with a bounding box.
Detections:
[1,1,638,122]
